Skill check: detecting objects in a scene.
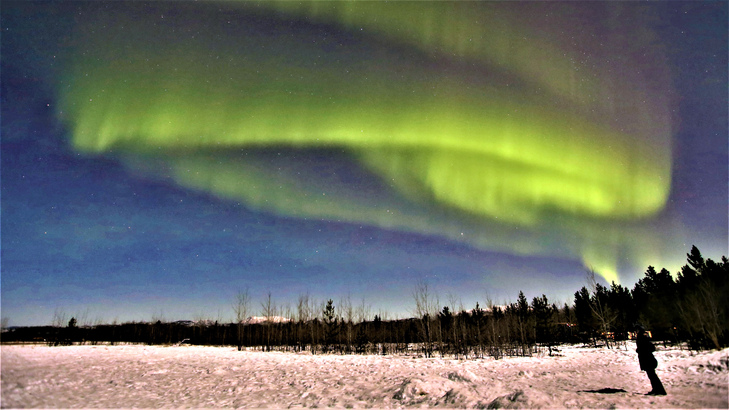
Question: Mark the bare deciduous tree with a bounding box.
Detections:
[586,268,618,348]
[677,280,723,349]
[356,297,372,324]
[52,308,68,328]
[233,288,251,351]
[261,291,276,321]
[340,294,354,353]
[412,279,439,357]
[261,291,277,351]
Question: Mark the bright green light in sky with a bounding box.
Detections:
[259,1,595,107]
[57,2,676,284]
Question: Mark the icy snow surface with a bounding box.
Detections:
[2,343,727,408]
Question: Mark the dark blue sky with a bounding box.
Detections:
[2,2,727,326]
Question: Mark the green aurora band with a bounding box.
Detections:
[57,2,678,284]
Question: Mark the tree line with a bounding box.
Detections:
[2,246,726,356]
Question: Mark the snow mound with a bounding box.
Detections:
[485,390,529,409]
[436,386,470,407]
[391,376,476,408]
[392,377,459,405]
[686,349,729,374]
[446,369,478,383]
[393,378,432,404]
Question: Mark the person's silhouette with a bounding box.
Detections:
[635,325,667,395]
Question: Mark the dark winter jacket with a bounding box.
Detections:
[636,332,658,371]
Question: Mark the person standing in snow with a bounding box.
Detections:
[635,326,667,395]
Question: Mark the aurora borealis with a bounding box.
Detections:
[2,2,727,326]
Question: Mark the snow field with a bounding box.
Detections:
[1,343,727,408]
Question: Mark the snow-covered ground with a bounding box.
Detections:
[2,343,727,408]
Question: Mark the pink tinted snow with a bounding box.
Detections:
[1,343,727,408]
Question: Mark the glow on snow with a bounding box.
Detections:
[56,2,677,284]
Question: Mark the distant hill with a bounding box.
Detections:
[242,316,291,325]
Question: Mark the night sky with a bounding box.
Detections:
[2,2,727,326]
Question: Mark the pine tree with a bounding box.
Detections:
[322,299,338,353]
[574,286,596,344]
